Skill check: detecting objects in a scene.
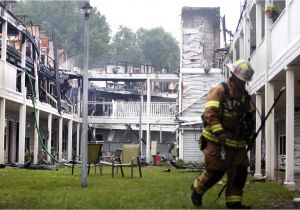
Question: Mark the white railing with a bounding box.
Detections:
[88,101,177,119]
[290,0,300,43]
[270,9,287,64]
[250,38,266,84]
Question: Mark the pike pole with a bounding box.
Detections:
[247,86,285,151]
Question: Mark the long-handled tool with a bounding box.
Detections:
[246,86,285,151]
[215,86,286,201]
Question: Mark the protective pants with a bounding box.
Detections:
[193,142,249,206]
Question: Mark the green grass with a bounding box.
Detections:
[0,166,299,209]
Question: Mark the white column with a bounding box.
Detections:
[76,123,80,160]
[178,74,182,112]
[244,13,251,59]
[232,47,237,62]
[284,66,295,186]
[159,125,162,143]
[146,123,151,163]
[33,109,40,164]
[265,82,275,180]
[146,78,151,162]
[77,84,81,116]
[139,95,144,156]
[34,51,39,100]
[47,113,52,162]
[18,35,27,164]
[67,119,73,161]
[18,34,27,164]
[256,1,263,45]
[179,130,184,159]
[1,20,7,61]
[1,20,7,87]
[0,98,6,163]
[264,0,275,181]
[58,117,63,160]
[21,39,27,94]
[18,97,26,164]
[254,92,263,179]
[92,127,96,139]
[239,34,244,59]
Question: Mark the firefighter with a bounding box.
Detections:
[191,59,255,209]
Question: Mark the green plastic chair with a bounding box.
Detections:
[71,143,102,175]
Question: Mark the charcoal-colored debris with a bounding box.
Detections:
[160,168,171,172]
[7,162,58,170]
[180,168,202,172]
[25,164,59,170]
[250,178,266,183]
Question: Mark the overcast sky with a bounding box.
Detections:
[90,0,243,42]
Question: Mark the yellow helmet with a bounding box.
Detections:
[226,59,254,81]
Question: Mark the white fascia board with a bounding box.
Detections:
[180,68,223,74]
[180,68,205,74]
[180,121,202,126]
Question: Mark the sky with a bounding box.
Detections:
[90,0,243,43]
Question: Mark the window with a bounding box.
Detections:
[277,118,286,156]
[4,120,7,150]
[25,137,30,153]
[279,135,286,155]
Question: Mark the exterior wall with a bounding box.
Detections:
[180,69,223,121]
[182,129,203,162]
[5,64,17,91]
[275,107,300,172]
[179,7,221,162]
[294,109,300,172]
[3,121,19,163]
[4,112,20,164]
[4,120,8,163]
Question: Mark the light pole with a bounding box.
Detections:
[81,1,92,188]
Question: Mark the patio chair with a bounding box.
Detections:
[71,143,102,175]
[112,144,142,178]
[99,148,123,177]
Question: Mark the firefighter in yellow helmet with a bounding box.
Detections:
[191,59,255,209]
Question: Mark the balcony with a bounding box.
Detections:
[250,0,300,90]
[88,101,177,125]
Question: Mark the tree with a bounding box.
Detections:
[137,27,180,71]
[16,0,111,68]
[110,26,144,64]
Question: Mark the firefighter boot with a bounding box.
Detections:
[191,190,202,207]
[226,202,251,209]
[191,181,203,207]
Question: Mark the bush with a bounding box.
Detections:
[175,159,204,169]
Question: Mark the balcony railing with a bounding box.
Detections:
[88,101,177,119]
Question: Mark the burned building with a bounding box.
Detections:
[177,7,224,162]
[0,2,81,165]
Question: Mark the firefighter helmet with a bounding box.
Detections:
[226,59,254,81]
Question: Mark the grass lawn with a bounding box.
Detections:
[0,166,299,209]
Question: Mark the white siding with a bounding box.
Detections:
[294,109,300,172]
[182,130,204,162]
[276,108,300,172]
[181,70,223,120]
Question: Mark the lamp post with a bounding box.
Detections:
[81,1,92,188]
